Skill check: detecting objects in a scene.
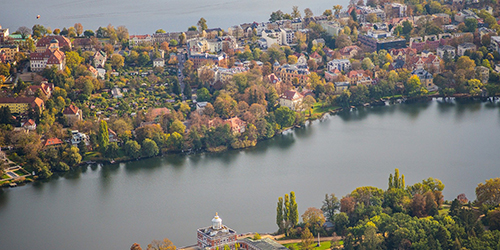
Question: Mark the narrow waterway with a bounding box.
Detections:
[1,99,500,250]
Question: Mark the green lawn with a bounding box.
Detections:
[283,240,337,250]
[1,174,9,179]
[303,103,341,120]
[14,169,27,176]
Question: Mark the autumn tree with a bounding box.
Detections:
[304,8,314,18]
[142,138,159,157]
[74,23,83,36]
[131,243,143,250]
[302,207,326,233]
[147,238,176,250]
[111,54,125,69]
[476,178,500,206]
[290,191,299,227]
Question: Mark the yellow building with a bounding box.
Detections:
[0,45,19,62]
[0,97,44,113]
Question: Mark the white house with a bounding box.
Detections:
[436,45,456,59]
[153,58,165,67]
[279,90,303,111]
[457,43,476,56]
[328,59,352,72]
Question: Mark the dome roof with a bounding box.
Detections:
[50,38,58,43]
[212,212,222,230]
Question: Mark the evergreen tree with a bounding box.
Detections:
[98,120,109,151]
[290,191,299,227]
[284,194,290,235]
[276,197,284,233]
[394,168,400,188]
[388,173,393,189]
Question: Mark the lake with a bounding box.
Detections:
[1,99,500,249]
[2,0,349,34]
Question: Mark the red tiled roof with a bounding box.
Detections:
[281,90,302,100]
[36,36,71,49]
[44,138,63,147]
[63,104,79,115]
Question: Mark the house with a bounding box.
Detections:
[436,45,456,59]
[457,43,476,57]
[347,70,372,86]
[129,34,153,47]
[35,35,71,52]
[328,59,351,72]
[309,52,322,64]
[409,53,441,73]
[108,128,120,143]
[188,53,228,69]
[274,63,310,86]
[334,82,350,93]
[21,119,36,131]
[27,82,53,98]
[325,69,341,82]
[0,97,44,113]
[412,69,436,91]
[153,58,165,67]
[111,87,123,98]
[196,101,208,114]
[93,51,107,68]
[266,73,282,93]
[97,67,106,79]
[491,36,500,53]
[0,45,18,62]
[279,90,303,111]
[44,138,64,147]
[70,130,89,146]
[476,66,489,84]
[224,117,246,134]
[63,104,83,125]
[30,38,66,72]
[339,45,362,59]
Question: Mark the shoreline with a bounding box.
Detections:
[3,95,497,189]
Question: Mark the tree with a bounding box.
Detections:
[17,26,31,39]
[147,238,176,250]
[467,79,483,96]
[366,13,378,23]
[124,140,141,159]
[334,212,349,237]
[321,193,340,222]
[131,243,143,250]
[62,146,82,167]
[198,18,208,31]
[32,24,47,38]
[74,23,83,36]
[111,54,124,69]
[292,6,301,18]
[299,228,314,250]
[65,51,84,70]
[138,52,150,67]
[290,191,299,227]
[361,57,374,70]
[253,233,261,240]
[269,10,284,22]
[287,55,298,64]
[277,197,284,232]
[465,18,478,32]
[335,34,352,49]
[170,120,186,135]
[476,178,500,206]
[142,138,159,157]
[196,88,211,102]
[275,106,295,129]
[304,8,313,18]
[116,26,129,42]
[83,30,95,37]
[284,194,290,235]
[98,120,109,151]
[405,75,427,97]
[350,9,358,22]
[302,207,326,233]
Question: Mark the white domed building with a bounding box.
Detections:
[197,213,237,250]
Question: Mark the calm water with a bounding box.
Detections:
[1,99,500,249]
[1,0,349,34]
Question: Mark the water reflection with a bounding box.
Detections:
[0,189,7,208]
[398,102,430,119]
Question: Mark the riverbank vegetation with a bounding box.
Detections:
[276,169,500,250]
